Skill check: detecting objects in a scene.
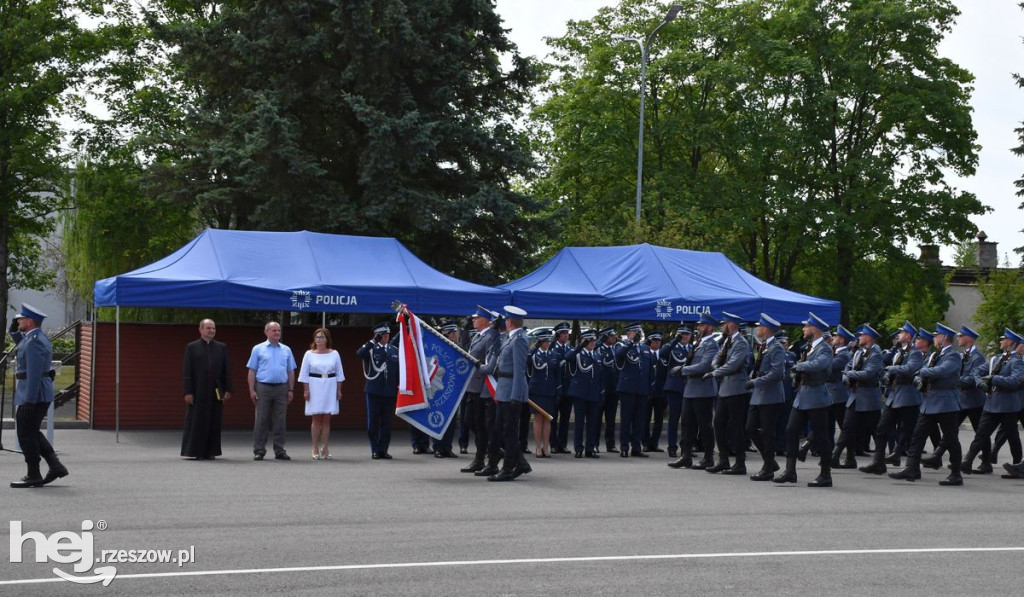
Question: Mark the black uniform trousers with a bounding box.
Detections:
[498,401,527,472]
[835,408,881,456]
[785,407,831,474]
[644,393,667,449]
[680,397,715,458]
[746,403,782,469]
[573,399,602,453]
[16,402,56,466]
[967,411,1022,465]
[714,393,750,461]
[603,389,619,448]
[519,403,532,452]
[993,409,1024,460]
[873,405,919,459]
[457,395,471,451]
[906,411,961,466]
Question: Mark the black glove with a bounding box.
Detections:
[744,379,755,391]
[8,319,17,334]
[670,366,682,377]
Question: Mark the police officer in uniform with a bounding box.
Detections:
[550,322,573,454]
[744,314,785,481]
[826,325,856,440]
[527,328,561,458]
[775,312,834,487]
[705,312,752,475]
[461,309,500,472]
[615,322,654,457]
[597,326,620,453]
[660,324,693,458]
[9,304,69,488]
[644,332,668,452]
[961,329,1024,473]
[483,306,532,482]
[357,321,399,459]
[431,321,462,458]
[890,323,964,485]
[832,324,883,469]
[667,313,720,469]
[860,322,923,474]
[923,325,988,470]
[567,329,603,457]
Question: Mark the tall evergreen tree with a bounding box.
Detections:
[144,0,546,283]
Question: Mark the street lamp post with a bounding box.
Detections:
[614,4,682,226]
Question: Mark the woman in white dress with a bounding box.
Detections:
[298,328,345,459]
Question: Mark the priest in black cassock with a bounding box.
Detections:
[181,319,233,459]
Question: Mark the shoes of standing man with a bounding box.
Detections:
[275,452,291,461]
[631,449,649,458]
[585,451,599,459]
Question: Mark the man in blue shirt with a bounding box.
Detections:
[247,321,297,461]
[9,304,69,488]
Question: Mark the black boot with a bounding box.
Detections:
[889,457,921,481]
[884,451,901,466]
[706,453,731,473]
[829,445,843,468]
[921,447,945,469]
[11,462,45,489]
[859,451,887,475]
[808,466,833,488]
[474,452,501,477]
[461,454,486,473]
[940,458,963,486]
[721,459,747,475]
[691,452,714,470]
[42,456,69,485]
[668,454,692,469]
[772,459,798,484]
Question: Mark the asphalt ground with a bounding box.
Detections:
[1,428,1022,596]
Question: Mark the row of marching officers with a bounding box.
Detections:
[459,306,1024,489]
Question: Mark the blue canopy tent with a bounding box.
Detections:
[500,244,840,325]
[93,229,509,440]
[94,229,509,314]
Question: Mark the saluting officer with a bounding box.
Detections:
[705,312,752,475]
[550,322,574,454]
[357,321,399,460]
[832,324,883,469]
[9,304,69,488]
[775,312,834,487]
[660,324,693,458]
[924,325,988,470]
[461,308,499,473]
[483,306,532,482]
[861,322,923,474]
[527,328,561,458]
[615,322,654,458]
[744,313,786,481]
[890,323,964,486]
[567,328,603,457]
[961,329,1024,473]
[668,313,720,470]
[597,326,620,453]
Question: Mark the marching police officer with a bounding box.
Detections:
[9,304,69,488]
[961,329,1024,473]
[832,324,883,469]
[567,329,603,457]
[744,314,785,481]
[705,312,752,475]
[357,321,399,460]
[890,323,964,486]
[668,313,720,470]
[826,325,856,440]
[924,325,988,470]
[861,321,923,474]
[483,306,531,482]
[660,324,693,458]
[615,322,654,457]
[775,312,834,487]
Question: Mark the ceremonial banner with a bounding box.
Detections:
[395,306,476,440]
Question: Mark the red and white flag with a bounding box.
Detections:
[396,305,432,414]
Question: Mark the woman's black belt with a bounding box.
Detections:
[308,373,337,378]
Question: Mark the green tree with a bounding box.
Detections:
[135,0,546,284]
[952,239,978,268]
[974,268,1024,351]
[532,0,986,323]
[0,1,122,331]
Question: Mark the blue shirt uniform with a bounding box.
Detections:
[615,339,654,396]
[675,335,720,399]
[827,346,852,405]
[13,328,55,407]
[958,347,988,410]
[885,347,923,408]
[567,347,603,403]
[984,352,1024,414]
[750,338,786,406]
[792,337,833,410]
[916,345,962,414]
[843,344,883,411]
[660,339,690,395]
[710,332,751,398]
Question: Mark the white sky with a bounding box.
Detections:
[495,0,1024,266]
